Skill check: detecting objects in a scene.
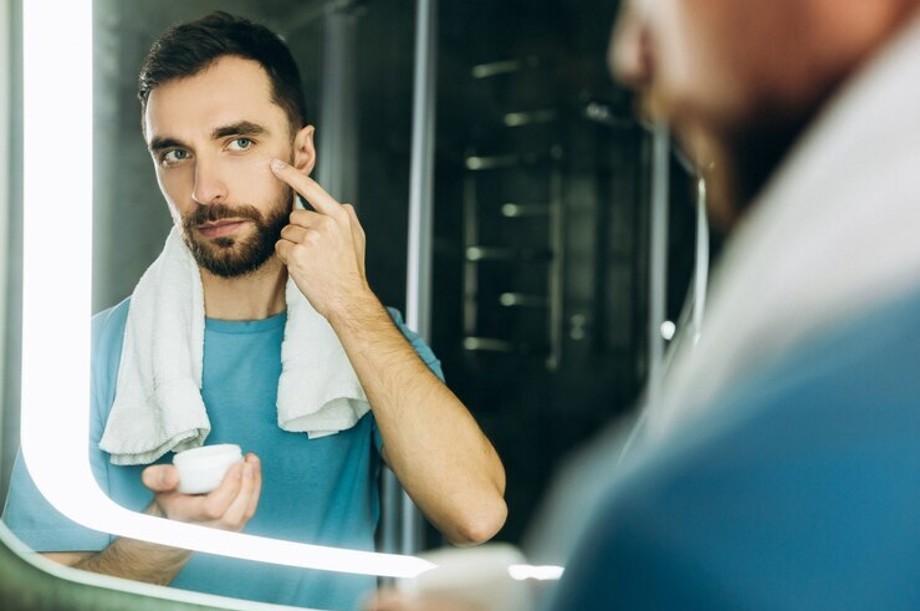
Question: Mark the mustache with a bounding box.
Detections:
[188,203,265,226]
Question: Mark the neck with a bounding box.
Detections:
[694,104,815,233]
[200,255,288,321]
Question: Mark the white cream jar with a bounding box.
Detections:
[172,444,243,494]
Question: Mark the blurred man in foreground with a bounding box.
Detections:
[371,0,920,608]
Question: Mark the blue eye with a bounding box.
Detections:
[161,149,190,166]
[229,138,253,151]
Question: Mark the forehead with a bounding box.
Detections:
[144,55,285,142]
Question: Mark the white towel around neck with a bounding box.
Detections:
[99,227,370,465]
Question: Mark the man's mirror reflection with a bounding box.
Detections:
[3,11,506,610]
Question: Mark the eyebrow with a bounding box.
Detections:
[147,121,269,154]
[212,121,268,140]
[147,136,184,154]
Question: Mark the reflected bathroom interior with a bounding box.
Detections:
[0,0,707,581]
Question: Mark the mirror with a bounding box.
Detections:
[6,2,432,611]
[2,0,699,608]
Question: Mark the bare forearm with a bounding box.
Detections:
[71,539,190,585]
[45,506,191,585]
[329,291,507,544]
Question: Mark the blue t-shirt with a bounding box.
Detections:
[3,297,443,611]
[546,287,920,611]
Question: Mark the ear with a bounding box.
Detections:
[292,125,316,175]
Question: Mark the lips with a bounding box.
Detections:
[196,219,249,239]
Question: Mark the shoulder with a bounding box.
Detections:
[90,297,131,413]
[92,297,131,349]
[553,288,920,610]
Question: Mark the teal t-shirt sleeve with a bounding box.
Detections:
[1,301,130,553]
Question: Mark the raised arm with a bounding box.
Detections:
[272,159,507,545]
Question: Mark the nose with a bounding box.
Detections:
[191,156,228,206]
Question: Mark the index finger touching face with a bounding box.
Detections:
[270,158,343,217]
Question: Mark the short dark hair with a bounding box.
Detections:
[137,12,307,133]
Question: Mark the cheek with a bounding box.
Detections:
[227,156,288,203]
[650,1,753,117]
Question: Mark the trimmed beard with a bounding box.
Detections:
[181,186,293,278]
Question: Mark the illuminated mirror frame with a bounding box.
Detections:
[18,0,433,581]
